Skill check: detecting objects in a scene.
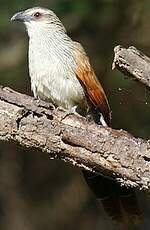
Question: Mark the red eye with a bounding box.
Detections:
[34,12,42,18]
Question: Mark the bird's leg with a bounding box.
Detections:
[34,96,56,110]
[58,105,78,121]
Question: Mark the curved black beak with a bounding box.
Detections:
[11,11,24,21]
[11,11,32,22]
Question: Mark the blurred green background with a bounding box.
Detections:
[1,0,150,229]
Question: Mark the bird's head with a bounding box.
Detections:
[11,7,66,33]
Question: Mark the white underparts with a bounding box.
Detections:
[27,23,87,112]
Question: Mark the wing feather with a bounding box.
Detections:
[73,42,111,125]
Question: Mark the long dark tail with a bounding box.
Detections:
[82,170,142,225]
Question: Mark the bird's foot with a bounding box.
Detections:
[34,97,55,110]
[58,106,78,121]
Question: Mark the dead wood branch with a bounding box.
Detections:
[0,86,150,191]
[112,45,150,88]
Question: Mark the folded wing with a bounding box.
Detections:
[73,42,111,125]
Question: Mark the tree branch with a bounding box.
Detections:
[112,45,150,88]
[0,86,150,191]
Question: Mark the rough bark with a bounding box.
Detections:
[112,45,150,88]
[0,86,150,191]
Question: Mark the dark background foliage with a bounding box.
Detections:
[0,0,150,229]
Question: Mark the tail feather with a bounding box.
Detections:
[100,194,123,222]
[119,187,143,225]
[82,170,142,225]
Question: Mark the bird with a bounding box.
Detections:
[11,7,142,225]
